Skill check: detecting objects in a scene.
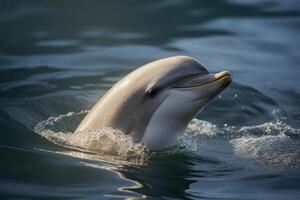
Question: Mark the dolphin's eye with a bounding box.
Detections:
[146,88,159,98]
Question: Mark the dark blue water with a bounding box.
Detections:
[0,0,300,199]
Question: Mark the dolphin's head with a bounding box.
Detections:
[119,56,231,149]
[76,56,231,150]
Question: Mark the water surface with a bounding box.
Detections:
[0,0,300,199]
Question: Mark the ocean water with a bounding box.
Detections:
[0,0,300,199]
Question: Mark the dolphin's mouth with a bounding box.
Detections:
[174,71,231,89]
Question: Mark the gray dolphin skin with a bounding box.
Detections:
[76,56,231,150]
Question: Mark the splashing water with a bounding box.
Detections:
[34,111,300,168]
[187,119,300,169]
[231,134,300,169]
[34,111,151,165]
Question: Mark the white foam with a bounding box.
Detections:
[231,134,300,169]
[187,119,300,168]
[186,119,222,138]
[237,121,299,137]
[230,121,300,168]
[34,111,150,165]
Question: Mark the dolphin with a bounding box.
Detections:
[76,56,231,150]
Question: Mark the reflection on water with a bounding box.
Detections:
[116,154,198,199]
[80,154,198,199]
[1,0,300,199]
